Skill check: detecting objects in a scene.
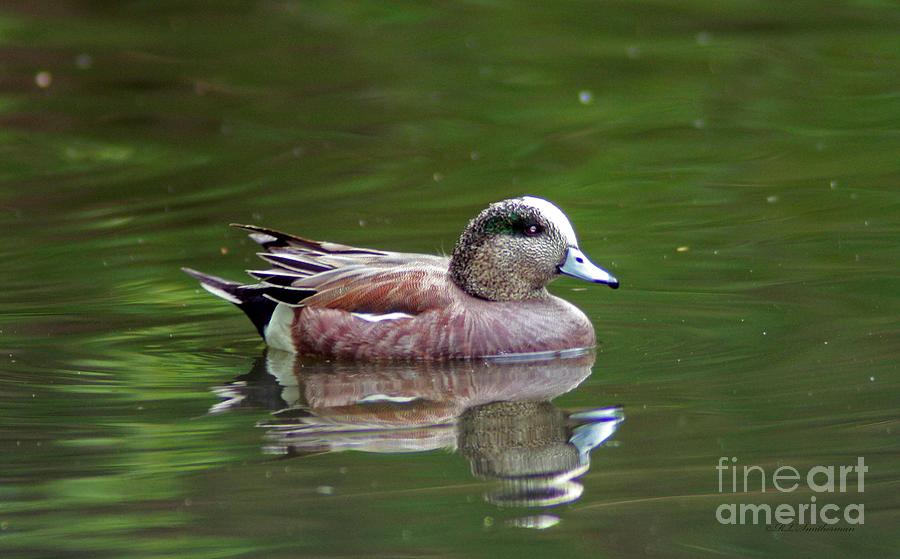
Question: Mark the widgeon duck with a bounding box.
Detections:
[184,196,618,360]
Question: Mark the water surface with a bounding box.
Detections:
[1,2,898,558]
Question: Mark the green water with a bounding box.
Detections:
[1,2,898,558]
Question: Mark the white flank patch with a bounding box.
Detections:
[351,312,414,322]
[264,303,296,352]
[521,196,579,246]
[358,394,419,404]
[200,283,242,304]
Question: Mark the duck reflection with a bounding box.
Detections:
[212,349,623,510]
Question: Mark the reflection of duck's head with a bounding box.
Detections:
[460,401,576,478]
[459,401,623,507]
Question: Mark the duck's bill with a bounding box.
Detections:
[559,247,619,289]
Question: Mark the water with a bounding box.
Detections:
[1,2,898,557]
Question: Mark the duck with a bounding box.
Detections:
[184,196,618,360]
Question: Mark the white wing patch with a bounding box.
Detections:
[351,312,415,322]
[358,394,420,404]
[521,196,579,246]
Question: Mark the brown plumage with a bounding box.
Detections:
[184,196,618,360]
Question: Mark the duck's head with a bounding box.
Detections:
[449,196,618,301]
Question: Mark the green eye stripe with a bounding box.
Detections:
[483,213,517,234]
[483,212,535,235]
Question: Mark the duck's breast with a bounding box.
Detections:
[459,296,596,357]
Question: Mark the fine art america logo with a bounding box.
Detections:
[715,457,866,532]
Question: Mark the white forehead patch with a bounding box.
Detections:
[521,196,578,246]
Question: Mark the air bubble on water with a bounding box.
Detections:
[35,71,52,88]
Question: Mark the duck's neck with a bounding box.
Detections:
[449,249,547,302]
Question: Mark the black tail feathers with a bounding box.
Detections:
[182,268,278,337]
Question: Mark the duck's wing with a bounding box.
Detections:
[233,224,448,281]
[255,264,454,315]
[297,265,454,314]
[232,224,454,314]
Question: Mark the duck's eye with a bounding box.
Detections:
[524,223,543,237]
